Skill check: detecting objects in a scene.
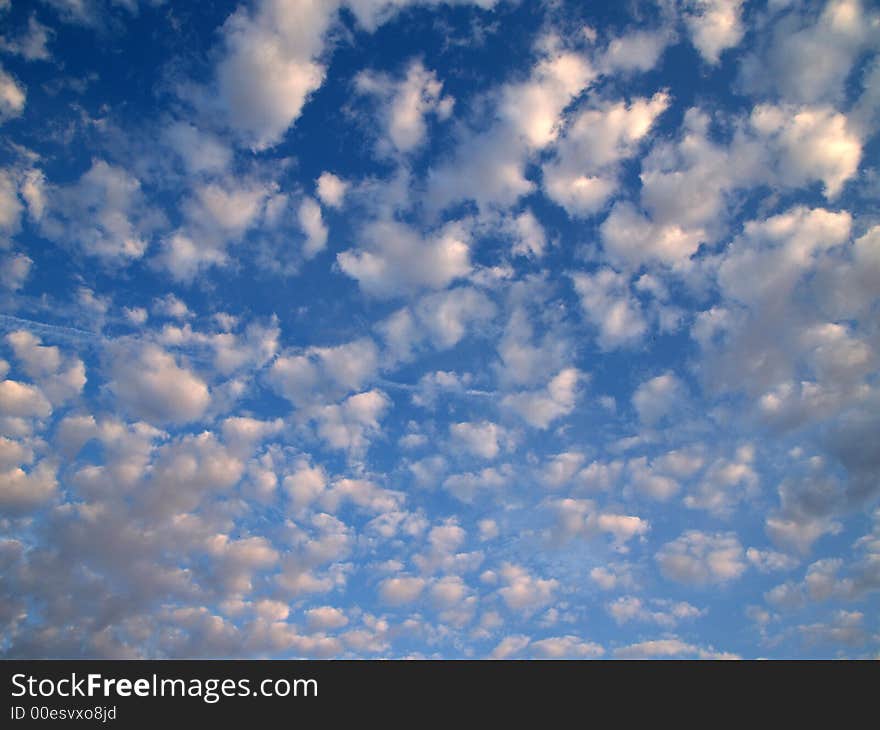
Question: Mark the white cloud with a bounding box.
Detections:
[215,0,335,149]
[543,93,669,217]
[684,0,745,64]
[684,445,759,516]
[601,202,705,268]
[0,459,57,512]
[428,45,594,212]
[627,457,680,501]
[529,635,604,658]
[0,252,31,290]
[503,368,581,429]
[490,633,530,658]
[0,379,51,418]
[632,373,685,426]
[607,596,704,628]
[283,458,328,512]
[614,637,737,659]
[268,337,379,407]
[338,219,470,297]
[442,466,507,502]
[41,160,160,262]
[151,294,191,321]
[414,287,495,350]
[0,15,53,61]
[311,389,391,454]
[0,169,24,240]
[600,29,671,74]
[356,60,453,155]
[548,498,649,546]
[378,575,425,605]
[0,65,25,122]
[316,172,347,208]
[305,606,349,630]
[749,104,861,198]
[656,530,747,585]
[108,343,210,425]
[738,0,879,105]
[6,331,85,406]
[163,121,232,175]
[497,563,558,614]
[450,420,504,459]
[297,197,327,257]
[571,269,646,349]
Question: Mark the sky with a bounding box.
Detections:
[0,0,878,659]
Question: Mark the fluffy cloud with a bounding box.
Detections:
[0,379,51,419]
[0,253,31,290]
[497,563,558,614]
[6,331,85,405]
[311,389,391,454]
[684,0,745,64]
[548,498,649,547]
[450,420,504,459]
[542,93,669,217]
[40,160,162,262]
[338,219,470,297]
[502,368,581,429]
[108,343,210,425]
[0,15,53,61]
[632,373,685,426]
[0,65,25,122]
[428,45,594,212]
[316,172,347,209]
[749,104,861,198]
[268,337,379,407]
[3,0,878,661]
[656,531,747,585]
[571,269,646,349]
[378,576,426,605]
[297,197,327,257]
[356,61,453,155]
[738,0,879,105]
[215,0,336,149]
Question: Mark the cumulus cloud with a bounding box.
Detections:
[338,219,471,297]
[428,44,594,212]
[684,0,745,64]
[502,368,581,429]
[3,0,878,661]
[450,420,504,459]
[497,563,558,614]
[108,343,210,425]
[311,389,391,454]
[0,65,25,122]
[0,252,31,290]
[0,15,53,61]
[268,337,380,407]
[749,104,861,198]
[214,0,336,149]
[656,531,747,586]
[632,373,685,426]
[542,93,669,217]
[571,269,646,349]
[548,498,649,547]
[356,60,453,156]
[40,160,162,262]
[297,197,328,257]
[316,172,347,209]
[6,331,85,406]
[738,0,879,105]
[378,575,426,605]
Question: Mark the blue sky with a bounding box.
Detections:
[0,0,878,659]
